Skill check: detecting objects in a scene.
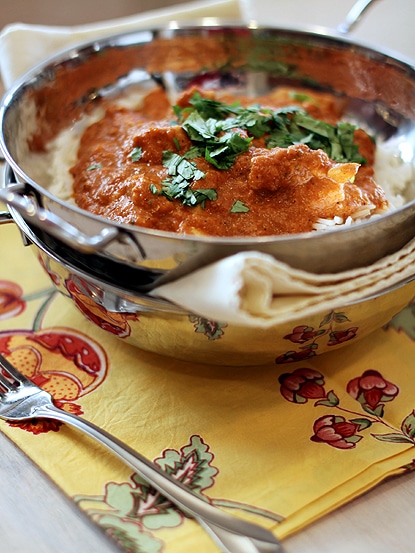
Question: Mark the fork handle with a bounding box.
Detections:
[36,403,280,553]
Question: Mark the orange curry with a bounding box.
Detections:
[70,86,388,236]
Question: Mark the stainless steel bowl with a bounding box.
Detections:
[9,193,415,366]
[1,23,415,287]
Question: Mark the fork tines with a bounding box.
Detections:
[0,353,33,393]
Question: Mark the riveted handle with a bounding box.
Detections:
[0,182,121,253]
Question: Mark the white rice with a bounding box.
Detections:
[47,108,105,203]
[313,136,415,231]
[374,135,415,207]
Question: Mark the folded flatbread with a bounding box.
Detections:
[152,239,415,327]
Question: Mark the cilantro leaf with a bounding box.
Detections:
[187,188,218,208]
[230,200,250,213]
[188,92,237,119]
[293,113,366,163]
[266,108,367,163]
[177,92,367,165]
[338,122,366,163]
[180,107,252,170]
[182,111,218,141]
[86,163,102,171]
[205,131,252,169]
[154,91,368,209]
[162,151,205,181]
[184,145,203,159]
[131,147,143,162]
[231,105,274,138]
[289,91,316,103]
[173,137,181,151]
[150,150,216,208]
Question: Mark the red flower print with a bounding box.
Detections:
[284,325,320,343]
[30,331,103,374]
[0,329,108,433]
[8,418,63,435]
[279,367,326,403]
[38,254,61,286]
[0,281,25,320]
[311,415,363,449]
[275,348,317,364]
[347,369,399,412]
[66,277,138,338]
[276,312,359,362]
[327,327,358,346]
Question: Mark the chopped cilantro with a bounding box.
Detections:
[150,151,217,208]
[266,109,367,163]
[289,91,315,103]
[162,151,205,181]
[182,111,218,141]
[86,163,102,171]
[187,92,237,120]
[131,147,143,162]
[231,105,274,138]
[230,200,250,213]
[181,111,252,170]
[205,131,252,170]
[184,145,203,159]
[173,104,185,120]
[175,93,367,168]
[150,90,368,209]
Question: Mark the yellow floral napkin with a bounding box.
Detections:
[1,216,415,553]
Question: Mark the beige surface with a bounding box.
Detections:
[2,2,415,553]
[0,0,189,27]
[0,0,192,95]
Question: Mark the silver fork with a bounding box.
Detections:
[0,353,281,553]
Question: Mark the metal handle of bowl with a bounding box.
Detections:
[0,157,13,224]
[337,0,381,34]
[0,181,121,254]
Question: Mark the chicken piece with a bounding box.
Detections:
[132,123,192,163]
[249,143,359,191]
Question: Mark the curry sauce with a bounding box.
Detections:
[70,86,388,236]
